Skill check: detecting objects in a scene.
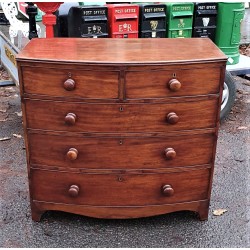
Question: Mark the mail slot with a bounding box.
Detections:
[68,6,108,38]
[166,2,194,38]
[107,4,139,38]
[193,2,218,41]
[138,4,166,38]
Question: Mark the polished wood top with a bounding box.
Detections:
[16,38,227,65]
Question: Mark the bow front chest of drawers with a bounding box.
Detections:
[16,38,227,221]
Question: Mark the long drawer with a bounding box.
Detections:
[24,98,219,132]
[21,66,119,99]
[125,66,221,99]
[31,168,210,206]
[28,133,215,169]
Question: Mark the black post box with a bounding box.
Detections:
[0,12,9,25]
[54,2,79,37]
[68,6,108,38]
[193,2,218,41]
[139,4,166,38]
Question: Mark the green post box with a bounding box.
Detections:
[35,8,44,22]
[215,2,245,65]
[166,2,194,38]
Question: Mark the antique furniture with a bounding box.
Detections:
[16,38,227,221]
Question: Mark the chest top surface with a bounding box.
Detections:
[16,38,227,65]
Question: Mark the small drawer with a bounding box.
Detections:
[21,66,119,99]
[28,133,215,169]
[125,67,221,98]
[25,97,219,132]
[31,168,210,206]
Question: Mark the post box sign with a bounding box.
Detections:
[139,4,166,38]
[68,6,108,38]
[193,2,218,41]
[107,4,139,38]
[166,2,194,38]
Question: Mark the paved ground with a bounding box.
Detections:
[0,75,249,247]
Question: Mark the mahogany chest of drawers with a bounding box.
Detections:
[16,38,227,221]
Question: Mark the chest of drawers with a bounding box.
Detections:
[16,38,227,221]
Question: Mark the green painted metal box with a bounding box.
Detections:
[165,2,194,38]
[215,2,245,65]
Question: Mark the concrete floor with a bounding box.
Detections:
[241,7,250,44]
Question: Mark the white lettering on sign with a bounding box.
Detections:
[115,8,136,14]
[145,7,164,13]
[83,10,92,15]
[93,10,106,15]
[83,9,106,15]
[197,5,216,10]
[172,6,191,11]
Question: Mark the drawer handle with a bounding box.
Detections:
[68,185,80,197]
[65,113,77,125]
[166,112,179,125]
[63,79,75,91]
[165,148,176,160]
[162,184,174,197]
[67,148,78,161]
[168,79,181,92]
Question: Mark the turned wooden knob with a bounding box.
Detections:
[68,185,79,197]
[166,112,179,124]
[165,148,176,160]
[162,184,174,197]
[67,148,78,161]
[63,79,75,91]
[168,79,181,91]
[65,113,77,125]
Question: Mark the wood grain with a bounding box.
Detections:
[16,38,226,221]
[21,66,119,99]
[31,168,210,206]
[16,38,227,64]
[24,97,219,132]
[31,199,209,221]
[125,66,221,98]
[28,133,215,169]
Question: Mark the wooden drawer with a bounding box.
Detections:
[28,133,215,169]
[21,66,119,99]
[125,67,221,99]
[25,98,219,132]
[31,168,210,206]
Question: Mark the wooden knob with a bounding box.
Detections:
[166,112,179,124]
[67,148,78,161]
[165,148,176,160]
[65,113,77,125]
[162,184,174,197]
[63,79,75,91]
[68,185,79,197]
[168,79,181,91]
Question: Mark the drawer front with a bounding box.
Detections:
[125,67,221,98]
[21,67,119,99]
[31,168,210,206]
[28,133,215,169]
[25,98,219,132]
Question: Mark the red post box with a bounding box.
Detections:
[107,4,139,38]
